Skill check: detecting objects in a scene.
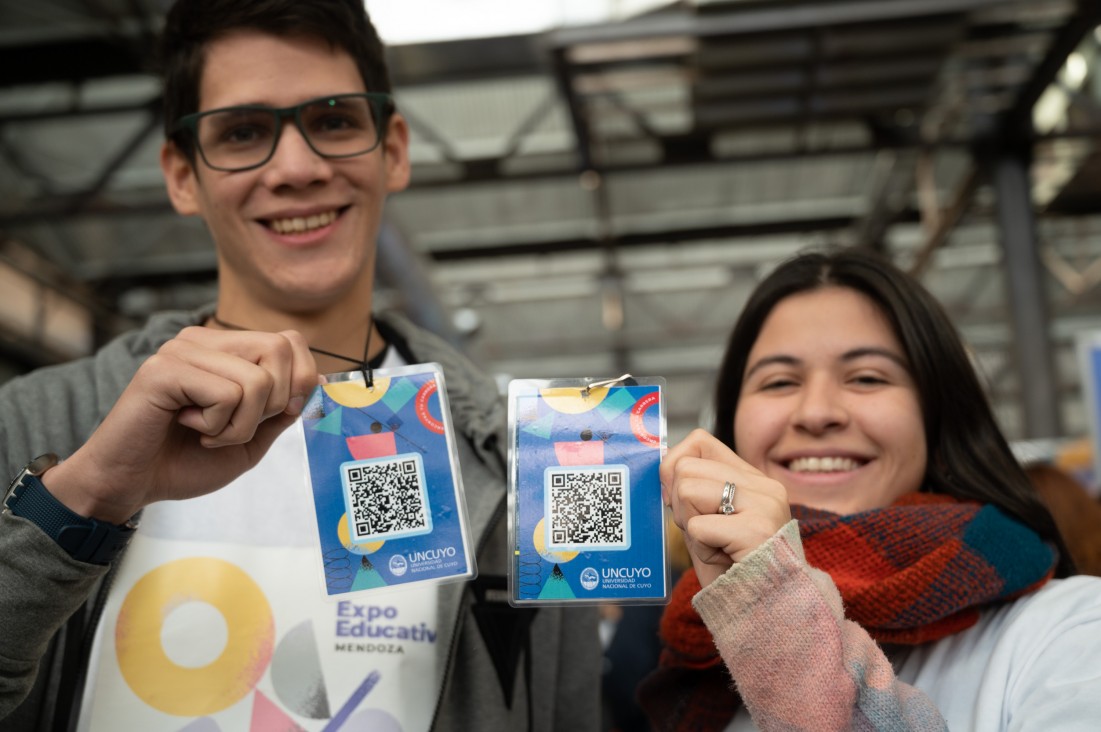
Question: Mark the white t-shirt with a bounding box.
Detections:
[77,350,449,731]
[725,575,1101,731]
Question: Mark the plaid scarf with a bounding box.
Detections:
[640,493,1057,731]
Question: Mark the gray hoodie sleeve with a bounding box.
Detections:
[0,309,197,721]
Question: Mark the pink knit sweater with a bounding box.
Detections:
[691,520,947,731]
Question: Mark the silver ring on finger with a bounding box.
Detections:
[719,480,736,515]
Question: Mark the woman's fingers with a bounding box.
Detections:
[687,512,787,563]
[662,429,791,583]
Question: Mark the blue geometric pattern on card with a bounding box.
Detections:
[537,565,576,599]
[314,406,344,435]
[596,388,637,422]
[382,378,418,413]
[522,411,555,440]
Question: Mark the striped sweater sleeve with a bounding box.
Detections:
[692,520,948,732]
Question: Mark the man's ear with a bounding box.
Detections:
[382,113,411,194]
[160,140,201,216]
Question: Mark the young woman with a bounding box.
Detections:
[641,249,1101,731]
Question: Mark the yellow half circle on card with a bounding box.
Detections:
[323,377,391,407]
[338,513,385,555]
[533,517,579,563]
[540,386,607,414]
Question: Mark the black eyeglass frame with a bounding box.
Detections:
[171,92,395,172]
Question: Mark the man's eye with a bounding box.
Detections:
[315,114,363,133]
[219,125,269,145]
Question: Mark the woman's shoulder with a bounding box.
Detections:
[896,576,1101,679]
[1008,576,1101,612]
[893,577,1101,727]
[965,575,1101,681]
[1002,575,1101,623]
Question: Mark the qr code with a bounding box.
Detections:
[341,453,432,543]
[544,465,631,551]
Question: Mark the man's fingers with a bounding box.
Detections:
[274,329,320,417]
[175,326,318,419]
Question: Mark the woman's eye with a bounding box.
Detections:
[851,374,887,386]
[760,378,796,391]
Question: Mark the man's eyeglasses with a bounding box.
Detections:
[172,92,394,172]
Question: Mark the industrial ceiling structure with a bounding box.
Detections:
[2,0,1101,448]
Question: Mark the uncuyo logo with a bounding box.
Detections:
[579,567,599,591]
[389,554,408,577]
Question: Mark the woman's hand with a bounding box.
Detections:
[662,429,792,587]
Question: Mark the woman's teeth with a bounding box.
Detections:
[270,210,337,234]
[787,456,860,473]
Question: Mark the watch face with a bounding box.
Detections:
[27,453,60,477]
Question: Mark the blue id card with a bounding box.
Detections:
[301,363,475,598]
[507,376,669,606]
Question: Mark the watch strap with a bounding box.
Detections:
[6,472,135,565]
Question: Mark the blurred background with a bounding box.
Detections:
[2,0,1101,482]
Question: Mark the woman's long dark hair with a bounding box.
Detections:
[713,248,1075,577]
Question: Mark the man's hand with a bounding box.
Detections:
[41,326,319,524]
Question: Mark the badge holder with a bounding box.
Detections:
[507,375,668,607]
[301,363,475,599]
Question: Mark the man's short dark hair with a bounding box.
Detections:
[160,0,392,160]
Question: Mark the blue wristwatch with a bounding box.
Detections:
[3,454,136,565]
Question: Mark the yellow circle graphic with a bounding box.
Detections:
[115,558,274,716]
[338,512,385,554]
[540,386,608,414]
[533,517,579,563]
[323,377,392,407]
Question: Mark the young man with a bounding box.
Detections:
[0,1,600,729]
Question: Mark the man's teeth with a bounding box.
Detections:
[270,210,337,234]
[787,456,860,473]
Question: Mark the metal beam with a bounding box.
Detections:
[907,165,982,278]
[550,46,596,174]
[905,3,1101,281]
[999,0,1101,140]
[0,98,161,125]
[428,214,865,262]
[0,38,143,88]
[852,148,919,251]
[993,148,1061,438]
[63,108,163,217]
[550,0,1012,47]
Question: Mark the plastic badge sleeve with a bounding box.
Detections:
[300,363,476,599]
[507,375,669,607]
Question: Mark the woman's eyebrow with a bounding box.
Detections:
[744,354,800,381]
[841,347,908,368]
[745,347,908,381]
